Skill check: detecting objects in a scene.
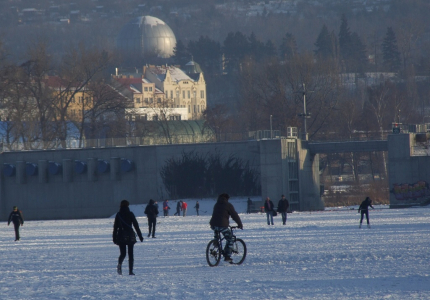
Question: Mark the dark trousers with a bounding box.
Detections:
[118,243,134,264]
[163,210,168,217]
[196,209,199,216]
[13,222,20,240]
[174,209,180,216]
[148,218,156,237]
[360,210,370,224]
[281,212,287,224]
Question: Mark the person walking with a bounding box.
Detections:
[174,200,182,216]
[194,201,200,216]
[162,200,170,217]
[8,206,24,241]
[182,201,188,217]
[144,199,159,238]
[358,196,374,228]
[209,193,243,262]
[264,197,275,225]
[247,198,253,214]
[112,200,144,275]
[277,195,290,225]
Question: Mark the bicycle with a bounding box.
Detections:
[206,226,247,267]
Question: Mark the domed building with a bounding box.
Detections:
[116,16,177,59]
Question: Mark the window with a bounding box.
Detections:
[188,91,190,99]
[134,97,140,103]
[157,98,161,103]
[144,98,148,103]
[188,105,190,113]
[183,91,185,98]
[194,105,196,113]
[153,115,158,121]
[169,116,174,120]
[170,91,173,98]
[198,105,200,113]
[150,98,153,103]
[71,97,75,103]
[144,87,148,92]
[149,87,152,91]
[201,91,205,98]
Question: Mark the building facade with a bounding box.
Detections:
[113,64,207,121]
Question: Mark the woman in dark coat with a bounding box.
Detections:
[144,199,159,238]
[358,197,374,228]
[113,200,144,275]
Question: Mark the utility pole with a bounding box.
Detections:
[270,115,273,139]
[297,83,311,141]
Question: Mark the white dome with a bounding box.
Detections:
[116,16,177,59]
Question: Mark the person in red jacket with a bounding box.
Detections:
[209,193,243,262]
[181,201,188,217]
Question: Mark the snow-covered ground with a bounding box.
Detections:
[1,198,430,299]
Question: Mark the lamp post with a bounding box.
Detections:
[297,83,311,141]
[270,115,273,139]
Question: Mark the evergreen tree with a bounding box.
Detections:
[338,14,352,69]
[314,24,336,59]
[223,31,250,73]
[279,33,298,60]
[187,36,222,74]
[172,40,189,67]
[350,32,367,73]
[264,40,277,59]
[248,32,265,61]
[382,27,401,72]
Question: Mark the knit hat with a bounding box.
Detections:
[120,200,129,207]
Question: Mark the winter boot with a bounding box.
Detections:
[129,260,135,275]
[117,263,122,275]
[359,223,362,228]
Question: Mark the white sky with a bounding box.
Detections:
[1,198,430,299]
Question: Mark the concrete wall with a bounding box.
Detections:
[388,133,430,207]
[0,138,322,220]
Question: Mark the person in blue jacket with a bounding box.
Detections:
[358,197,374,228]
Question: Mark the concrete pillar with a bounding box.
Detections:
[87,158,97,181]
[62,159,72,182]
[110,157,120,181]
[38,160,48,183]
[16,161,25,184]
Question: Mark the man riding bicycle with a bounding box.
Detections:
[209,193,243,262]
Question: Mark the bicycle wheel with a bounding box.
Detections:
[206,240,221,267]
[230,238,247,265]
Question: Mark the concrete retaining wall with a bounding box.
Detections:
[0,139,322,220]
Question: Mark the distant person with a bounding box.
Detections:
[162,200,170,217]
[145,199,159,238]
[264,197,275,225]
[154,201,159,211]
[194,201,200,216]
[209,193,243,263]
[112,200,144,275]
[277,195,289,225]
[247,198,253,214]
[358,196,374,228]
[182,201,188,217]
[8,206,24,241]
[174,201,182,216]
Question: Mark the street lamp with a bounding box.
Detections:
[270,115,273,139]
[297,83,311,141]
